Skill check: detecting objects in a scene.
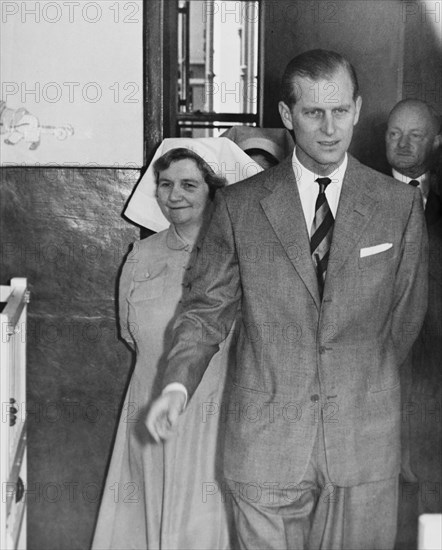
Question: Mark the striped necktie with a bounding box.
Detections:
[310,177,334,298]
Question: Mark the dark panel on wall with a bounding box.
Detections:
[0,167,139,549]
[261,0,404,168]
[402,0,442,111]
[144,0,178,148]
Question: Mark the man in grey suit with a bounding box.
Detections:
[147,50,428,549]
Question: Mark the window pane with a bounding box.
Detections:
[178,1,259,116]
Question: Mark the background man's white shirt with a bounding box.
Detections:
[392,168,429,209]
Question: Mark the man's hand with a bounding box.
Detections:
[146,390,186,442]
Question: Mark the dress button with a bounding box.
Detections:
[144,272,150,278]
[310,394,319,403]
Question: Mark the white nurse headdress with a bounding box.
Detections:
[123,137,263,231]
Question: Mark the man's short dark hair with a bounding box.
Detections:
[281,49,360,106]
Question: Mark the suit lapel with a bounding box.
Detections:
[325,157,379,284]
[260,156,380,305]
[260,158,321,309]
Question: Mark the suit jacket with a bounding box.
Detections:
[163,155,428,487]
[424,183,442,227]
[406,178,442,488]
[383,169,442,227]
[412,179,442,388]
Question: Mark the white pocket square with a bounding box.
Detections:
[360,243,393,258]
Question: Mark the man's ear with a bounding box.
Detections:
[432,133,442,151]
[353,95,362,126]
[278,101,294,131]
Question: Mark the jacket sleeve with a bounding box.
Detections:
[391,189,429,365]
[162,190,241,398]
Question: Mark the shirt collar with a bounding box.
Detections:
[291,146,347,190]
[391,169,430,200]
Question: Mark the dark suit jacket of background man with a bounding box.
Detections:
[163,154,428,487]
[403,172,442,508]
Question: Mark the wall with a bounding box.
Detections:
[0,1,172,547]
[0,1,143,167]
[403,1,442,114]
[0,167,140,549]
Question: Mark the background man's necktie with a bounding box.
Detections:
[310,177,334,298]
[408,179,419,187]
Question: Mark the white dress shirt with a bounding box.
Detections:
[392,169,429,210]
[165,149,349,405]
[291,147,347,235]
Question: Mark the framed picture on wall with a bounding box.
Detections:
[0,0,144,168]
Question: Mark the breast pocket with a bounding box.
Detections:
[358,245,396,269]
[130,268,166,302]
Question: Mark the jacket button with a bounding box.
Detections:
[319,346,325,354]
[310,394,319,403]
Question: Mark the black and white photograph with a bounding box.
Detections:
[1,1,441,549]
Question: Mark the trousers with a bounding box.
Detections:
[225,420,399,550]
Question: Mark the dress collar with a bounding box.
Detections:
[166,224,193,251]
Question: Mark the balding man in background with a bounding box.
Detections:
[386,99,441,223]
[386,99,442,540]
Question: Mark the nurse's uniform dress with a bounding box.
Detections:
[92,224,234,549]
[92,137,262,550]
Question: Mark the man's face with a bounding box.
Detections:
[278,67,362,175]
[386,104,440,178]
